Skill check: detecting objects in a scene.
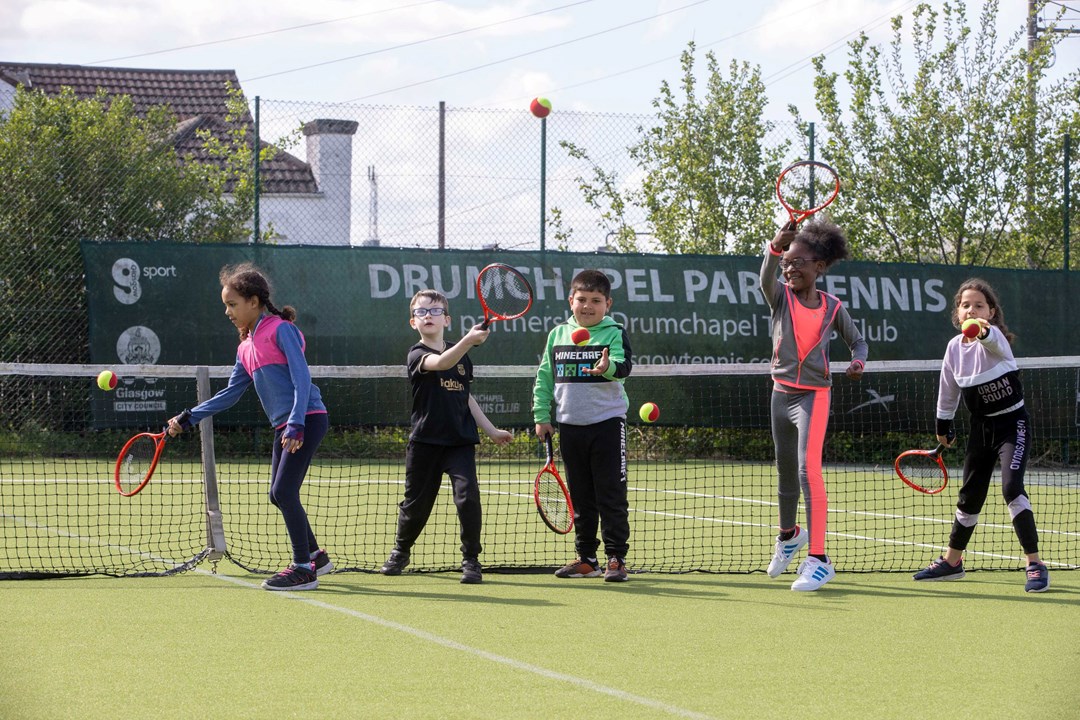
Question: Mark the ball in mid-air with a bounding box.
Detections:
[639,402,659,423]
[97,370,118,391]
[961,319,981,339]
[571,327,590,346]
[530,97,552,118]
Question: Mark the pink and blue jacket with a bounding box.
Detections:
[187,314,326,431]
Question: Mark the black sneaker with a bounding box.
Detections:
[461,557,483,584]
[262,562,318,591]
[311,549,334,577]
[1025,562,1049,593]
[380,549,410,576]
[913,556,965,581]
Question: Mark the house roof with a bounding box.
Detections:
[0,62,317,194]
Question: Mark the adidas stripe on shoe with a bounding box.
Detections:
[767,526,808,577]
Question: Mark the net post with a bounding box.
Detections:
[196,366,227,565]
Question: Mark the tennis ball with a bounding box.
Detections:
[530,97,552,118]
[97,370,118,391]
[571,327,590,346]
[639,402,659,423]
[962,319,981,339]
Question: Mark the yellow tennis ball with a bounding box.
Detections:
[639,402,659,423]
[961,318,981,339]
[97,370,118,391]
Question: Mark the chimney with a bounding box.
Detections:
[302,119,359,246]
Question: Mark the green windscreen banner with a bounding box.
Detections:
[81,241,1077,427]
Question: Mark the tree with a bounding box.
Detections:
[0,85,272,363]
[797,0,1079,268]
[561,43,789,255]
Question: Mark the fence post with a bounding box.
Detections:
[196,366,227,565]
[540,114,548,253]
[252,95,261,245]
[438,101,446,250]
[1065,133,1071,271]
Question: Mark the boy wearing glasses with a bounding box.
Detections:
[758,221,867,591]
[380,289,513,583]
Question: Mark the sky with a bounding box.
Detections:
[4,0,1079,120]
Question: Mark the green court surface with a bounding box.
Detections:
[3,566,1078,720]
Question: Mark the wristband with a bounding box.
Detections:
[284,424,305,443]
[177,409,194,431]
[935,417,953,438]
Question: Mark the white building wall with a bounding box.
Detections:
[255,118,359,246]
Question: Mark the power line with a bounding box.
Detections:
[243,0,597,83]
[1043,0,1079,13]
[762,0,921,88]
[481,0,832,108]
[339,0,712,103]
[86,0,442,65]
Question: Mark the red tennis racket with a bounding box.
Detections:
[895,443,949,495]
[776,160,841,229]
[114,427,169,497]
[535,435,573,534]
[476,263,533,329]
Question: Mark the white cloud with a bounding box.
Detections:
[756,0,912,53]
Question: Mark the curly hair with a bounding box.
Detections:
[951,277,1015,344]
[219,263,296,340]
[794,218,849,270]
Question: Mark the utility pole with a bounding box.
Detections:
[1026,1,1080,266]
[366,165,380,247]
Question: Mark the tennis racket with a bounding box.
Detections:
[534,435,573,534]
[895,443,950,495]
[114,427,169,497]
[776,160,841,229]
[476,263,534,329]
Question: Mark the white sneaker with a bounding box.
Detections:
[791,557,835,592]
[766,526,809,577]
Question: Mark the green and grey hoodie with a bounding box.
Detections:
[532,315,632,426]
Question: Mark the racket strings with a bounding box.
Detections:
[536,471,571,529]
[897,454,946,486]
[119,436,156,490]
[478,266,531,318]
[777,164,838,214]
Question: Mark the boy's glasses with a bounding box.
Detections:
[779,257,810,270]
[412,307,446,317]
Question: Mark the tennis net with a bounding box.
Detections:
[2,360,1077,578]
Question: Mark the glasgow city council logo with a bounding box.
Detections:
[116,326,161,365]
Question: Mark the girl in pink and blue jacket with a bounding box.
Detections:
[168,263,330,592]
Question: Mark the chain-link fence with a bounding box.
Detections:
[4,86,1074,368]
[0,90,812,365]
[253,99,807,253]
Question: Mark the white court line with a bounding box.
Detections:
[625,485,1080,539]
[3,509,717,720]
[623,506,1080,568]
[206,571,718,720]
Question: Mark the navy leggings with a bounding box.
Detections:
[269,412,328,565]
